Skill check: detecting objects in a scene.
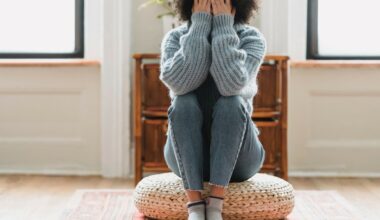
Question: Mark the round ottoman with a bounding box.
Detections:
[133,172,295,220]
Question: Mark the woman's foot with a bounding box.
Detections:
[187,199,206,220]
[205,195,224,220]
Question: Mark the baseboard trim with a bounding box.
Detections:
[289,171,380,178]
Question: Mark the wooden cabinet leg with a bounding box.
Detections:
[135,137,143,186]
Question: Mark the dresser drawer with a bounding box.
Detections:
[142,118,168,167]
[255,119,281,170]
[254,64,281,112]
[142,64,170,113]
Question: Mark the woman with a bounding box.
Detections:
[160,0,266,219]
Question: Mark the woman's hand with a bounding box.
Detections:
[210,0,236,17]
[192,0,211,14]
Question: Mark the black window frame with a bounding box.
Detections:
[307,0,380,60]
[0,0,84,59]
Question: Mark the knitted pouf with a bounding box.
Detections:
[133,172,295,220]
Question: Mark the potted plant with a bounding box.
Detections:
[138,0,184,34]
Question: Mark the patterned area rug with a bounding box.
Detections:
[60,189,139,220]
[61,190,361,220]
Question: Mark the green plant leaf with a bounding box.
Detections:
[138,0,176,16]
[137,0,156,10]
[157,11,175,19]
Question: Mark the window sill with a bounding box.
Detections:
[0,59,100,67]
[290,60,380,68]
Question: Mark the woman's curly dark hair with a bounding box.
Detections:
[173,0,259,24]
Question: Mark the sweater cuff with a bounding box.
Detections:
[190,11,212,36]
[211,13,235,38]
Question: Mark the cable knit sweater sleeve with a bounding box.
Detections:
[210,13,267,96]
[159,11,212,95]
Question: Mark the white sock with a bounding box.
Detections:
[187,199,206,220]
[206,196,224,220]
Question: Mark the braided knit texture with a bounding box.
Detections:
[159,11,267,116]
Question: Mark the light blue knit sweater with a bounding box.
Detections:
[159,11,267,116]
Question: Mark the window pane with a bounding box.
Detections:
[0,0,76,54]
[318,0,380,57]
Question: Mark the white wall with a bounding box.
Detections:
[288,0,308,60]
[0,64,101,175]
[101,0,133,178]
[258,0,289,56]
[289,65,380,176]
[85,0,102,59]
[257,0,308,59]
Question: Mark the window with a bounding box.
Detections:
[307,0,380,59]
[0,0,84,58]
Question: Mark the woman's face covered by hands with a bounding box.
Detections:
[192,0,236,17]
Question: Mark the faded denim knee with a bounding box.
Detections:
[168,92,203,122]
[212,95,248,121]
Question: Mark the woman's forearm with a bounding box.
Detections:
[210,13,267,96]
[160,11,212,95]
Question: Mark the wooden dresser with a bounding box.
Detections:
[133,53,289,185]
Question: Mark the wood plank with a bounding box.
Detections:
[290,60,380,68]
[0,59,100,67]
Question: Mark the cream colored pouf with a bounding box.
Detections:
[133,172,295,220]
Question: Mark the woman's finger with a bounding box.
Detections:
[212,0,218,7]
[211,0,216,9]
[216,0,224,8]
[204,0,209,10]
[225,0,230,13]
[212,0,221,13]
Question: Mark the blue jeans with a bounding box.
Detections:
[163,74,265,191]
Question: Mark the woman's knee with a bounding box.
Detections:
[212,95,248,120]
[168,92,202,120]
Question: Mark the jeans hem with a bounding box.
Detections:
[208,181,229,189]
[184,188,204,193]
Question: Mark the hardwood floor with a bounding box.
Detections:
[0,175,133,220]
[0,175,379,219]
[290,177,380,219]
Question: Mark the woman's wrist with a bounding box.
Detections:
[190,11,212,37]
[211,13,235,38]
